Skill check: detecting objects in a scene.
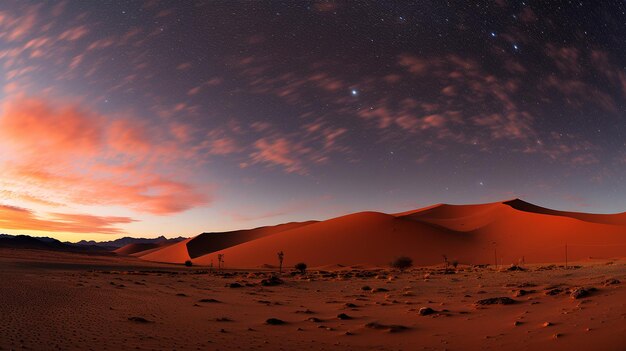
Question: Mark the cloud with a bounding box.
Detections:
[0,204,134,234]
[0,97,208,215]
[248,138,308,174]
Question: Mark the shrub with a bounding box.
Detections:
[294,262,307,273]
[184,260,193,267]
[391,256,413,271]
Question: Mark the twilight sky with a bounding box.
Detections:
[0,1,625,241]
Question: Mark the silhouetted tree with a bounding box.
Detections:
[294,262,307,274]
[277,251,284,273]
[391,256,413,272]
[442,254,449,272]
[217,254,224,272]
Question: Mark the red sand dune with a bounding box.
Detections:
[137,221,315,264]
[115,240,181,256]
[140,199,626,268]
[114,243,161,255]
[139,238,193,263]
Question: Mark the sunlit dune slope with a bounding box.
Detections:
[139,238,193,263]
[192,211,469,267]
[114,243,161,255]
[115,240,180,256]
[138,221,316,264]
[186,221,317,258]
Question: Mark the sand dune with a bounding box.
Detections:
[137,222,316,264]
[186,221,316,258]
[140,199,626,268]
[115,239,184,256]
[503,199,626,225]
[139,238,193,263]
[114,243,162,255]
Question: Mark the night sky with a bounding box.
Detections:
[0,1,625,241]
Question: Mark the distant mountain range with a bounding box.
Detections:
[74,235,186,249]
[0,234,186,252]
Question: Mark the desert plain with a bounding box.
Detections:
[0,247,624,351]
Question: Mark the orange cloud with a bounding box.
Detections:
[0,204,134,234]
[0,97,208,215]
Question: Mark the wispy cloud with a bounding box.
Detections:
[0,204,134,234]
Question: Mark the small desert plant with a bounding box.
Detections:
[451,260,459,269]
[391,256,413,272]
[294,262,307,273]
[184,260,193,267]
[277,251,284,273]
[217,254,224,271]
[442,254,450,272]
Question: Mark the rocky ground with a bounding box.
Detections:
[0,248,624,350]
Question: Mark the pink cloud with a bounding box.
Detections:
[545,44,580,74]
[398,54,428,74]
[0,97,208,215]
[208,137,240,155]
[0,204,134,234]
[58,25,89,41]
[249,138,308,174]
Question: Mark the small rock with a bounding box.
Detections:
[261,276,284,287]
[475,297,516,305]
[419,307,436,316]
[128,316,151,323]
[514,289,534,297]
[337,313,352,320]
[602,279,620,286]
[295,309,315,314]
[228,282,243,288]
[507,265,526,271]
[364,322,408,333]
[198,298,220,303]
[570,287,590,299]
[266,318,286,325]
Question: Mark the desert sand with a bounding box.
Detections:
[0,248,624,351]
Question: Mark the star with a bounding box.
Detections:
[490,32,496,37]
[513,44,519,51]
[479,181,484,186]
[351,89,358,96]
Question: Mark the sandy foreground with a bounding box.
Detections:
[0,249,624,351]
